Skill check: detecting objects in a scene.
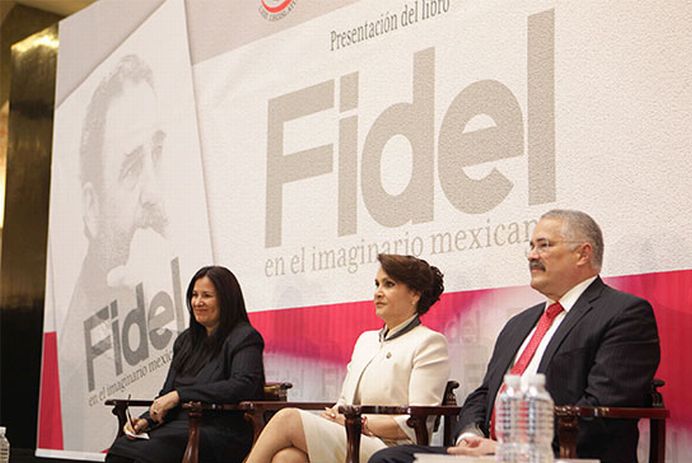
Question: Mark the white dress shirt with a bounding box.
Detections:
[514,275,597,381]
[456,275,598,444]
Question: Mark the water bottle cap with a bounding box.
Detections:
[0,426,4,434]
[503,374,521,386]
[528,373,546,386]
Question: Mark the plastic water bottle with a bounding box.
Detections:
[0,426,10,463]
[525,374,554,463]
[495,375,523,462]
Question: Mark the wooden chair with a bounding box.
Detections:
[338,380,461,463]
[554,378,669,463]
[108,380,459,463]
[106,398,155,440]
[105,382,293,463]
[235,380,460,463]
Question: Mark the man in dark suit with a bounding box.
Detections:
[370,209,660,463]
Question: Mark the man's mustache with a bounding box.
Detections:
[529,260,545,271]
[138,203,169,235]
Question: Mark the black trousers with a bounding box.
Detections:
[105,454,136,463]
[368,445,447,463]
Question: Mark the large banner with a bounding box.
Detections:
[40,0,212,458]
[39,0,692,460]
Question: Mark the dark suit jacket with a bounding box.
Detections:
[108,322,265,463]
[455,277,660,463]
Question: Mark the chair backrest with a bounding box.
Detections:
[555,378,669,463]
[433,380,459,432]
[444,380,459,405]
[262,382,292,401]
[650,378,665,407]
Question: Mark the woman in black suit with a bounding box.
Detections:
[106,265,265,463]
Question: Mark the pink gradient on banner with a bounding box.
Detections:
[38,269,692,450]
[605,270,692,428]
[248,289,487,365]
[38,332,63,449]
[251,269,692,431]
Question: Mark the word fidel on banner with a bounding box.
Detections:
[266,10,556,248]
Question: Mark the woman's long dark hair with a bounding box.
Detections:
[172,266,250,376]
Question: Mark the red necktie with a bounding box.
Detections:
[490,302,564,439]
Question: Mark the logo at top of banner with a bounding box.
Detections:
[259,0,297,21]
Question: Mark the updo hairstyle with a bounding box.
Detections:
[377,254,444,315]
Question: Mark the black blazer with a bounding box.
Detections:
[108,322,265,463]
[455,277,660,463]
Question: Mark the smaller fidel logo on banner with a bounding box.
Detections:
[259,0,297,21]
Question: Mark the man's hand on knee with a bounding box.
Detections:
[447,435,497,456]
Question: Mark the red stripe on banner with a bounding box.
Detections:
[249,288,488,365]
[38,331,63,449]
[250,300,381,365]
[251,269,692,429]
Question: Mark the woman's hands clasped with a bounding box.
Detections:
[320,405,375,437]
[320,405,345,426]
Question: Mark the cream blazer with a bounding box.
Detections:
[336,324,450,443]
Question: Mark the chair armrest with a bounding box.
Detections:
[178,381,297,412]
[180,400,334,454]
[107,381,294,463]
[181,400,333,415]
[341,405,461,444]
[338,405,462,463]
[105,399,153,438]
[554,405,669,420]
[238,400,334,411]
[239,401,334,442]
[554,405,670,461]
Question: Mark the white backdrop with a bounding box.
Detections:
[39,0,692,460]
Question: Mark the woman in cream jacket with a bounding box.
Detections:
[246,253,450,463]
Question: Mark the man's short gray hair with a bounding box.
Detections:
[541,209,604,270]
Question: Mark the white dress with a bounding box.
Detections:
[300,320,450,462]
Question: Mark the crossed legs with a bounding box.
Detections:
[245,408,309,463]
